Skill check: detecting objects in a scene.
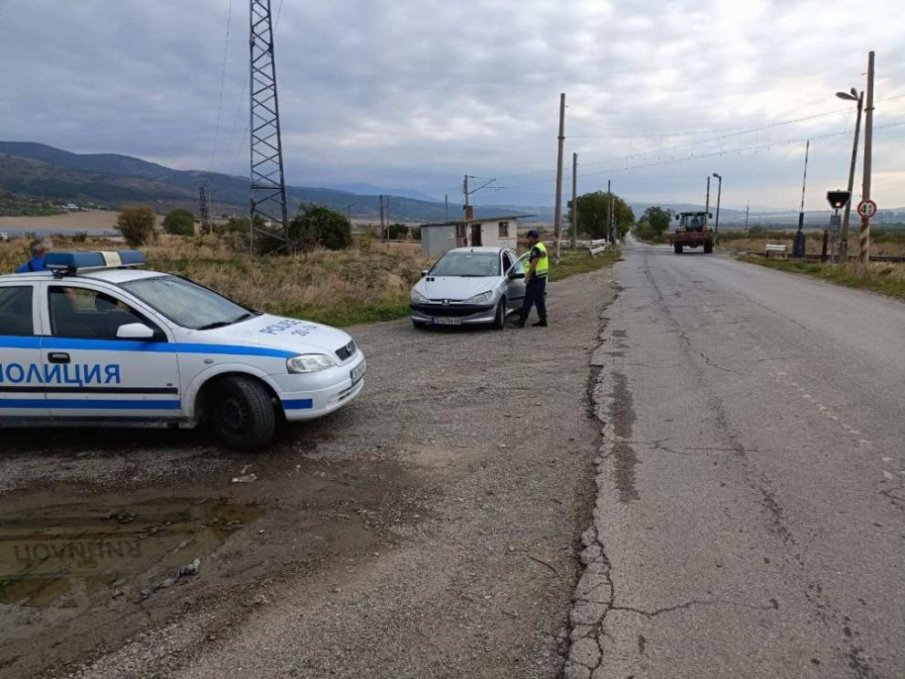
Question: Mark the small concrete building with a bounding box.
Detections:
[419,215,525,259]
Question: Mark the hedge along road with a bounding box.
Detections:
[0,264,618,679]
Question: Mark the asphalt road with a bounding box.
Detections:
[566,239,905,679]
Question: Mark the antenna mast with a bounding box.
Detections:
[249,0,289,252]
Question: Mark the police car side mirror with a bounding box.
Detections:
[508,271,526,280]
[420,269,429,277]
[116,322,156,340]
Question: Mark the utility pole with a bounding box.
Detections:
[379,194,386,240]
[462,175,495,247]
[793,139,810,257]
[607,179,613,243]
[860,50,875,264]
[249,0,289,253]
[553,93,566,261]
[199,184,212,235]
[463,175,470,246]
[705,176,711,215]
[712,173,722,240]
[444,194,449,223]
[570,153,578,249]
[836,88,863,259]
[745,203,750,230]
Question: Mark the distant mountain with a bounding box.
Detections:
[0,142,525,224]
[320,183,440,203]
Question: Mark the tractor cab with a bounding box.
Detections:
[676,211,712,232]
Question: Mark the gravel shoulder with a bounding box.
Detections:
[0,266,618,679]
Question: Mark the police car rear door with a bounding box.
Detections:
[40,281,182,419]
[0,281,47,417]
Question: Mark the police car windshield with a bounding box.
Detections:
[120,275,258,330]
[430,252,500,277]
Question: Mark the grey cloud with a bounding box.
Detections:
[0,0,903,209]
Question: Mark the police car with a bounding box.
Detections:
[0,251,366,450]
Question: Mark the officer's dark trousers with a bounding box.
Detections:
[521,276,547,321]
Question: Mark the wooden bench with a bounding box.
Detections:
[765,243,788,259]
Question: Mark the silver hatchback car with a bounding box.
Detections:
[409,247,527,329]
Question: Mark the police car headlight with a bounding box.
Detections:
[411,289,428,303]
[287,354,335,373]
[465,290,493,304]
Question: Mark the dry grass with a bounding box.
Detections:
[1,235,621,326]
[0,235,432,326]
[741,256,905,301]
[719,230,905,258]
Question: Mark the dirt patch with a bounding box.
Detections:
[0,455,430,678]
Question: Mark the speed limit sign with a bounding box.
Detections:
[857,199,878,219]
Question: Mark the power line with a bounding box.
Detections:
[208,0,235,175]
[488,120,905,192]
[483,95,905,188]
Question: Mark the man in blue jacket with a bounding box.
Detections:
[16,239,50,273]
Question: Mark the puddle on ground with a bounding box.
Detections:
[0,497,259,639]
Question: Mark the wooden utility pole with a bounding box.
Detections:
[571,152,578,249]
[607,179,612,243]
[553,93,566,261]
[860,50,875,264]
[463,175,470,247]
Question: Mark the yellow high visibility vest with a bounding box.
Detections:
[532,241,549,276]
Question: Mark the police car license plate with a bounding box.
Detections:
[433,317,462,325]
[350,361,366,384]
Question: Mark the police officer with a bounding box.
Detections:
[16,239,50,273]
[513,228,548,327]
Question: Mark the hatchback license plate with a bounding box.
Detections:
[432,317,462,325]
[350,361,366,384]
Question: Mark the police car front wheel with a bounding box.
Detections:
[209,376,276,451]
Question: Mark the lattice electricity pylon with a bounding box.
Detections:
[249,0,288,251]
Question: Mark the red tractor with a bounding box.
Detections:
[670,211,715,254]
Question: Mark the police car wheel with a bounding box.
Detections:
[210,376,276,450]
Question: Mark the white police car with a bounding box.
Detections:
[0,251,366,450]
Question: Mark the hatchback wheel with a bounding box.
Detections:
[491,298,506,330]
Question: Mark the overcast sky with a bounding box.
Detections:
[1,0,904,212]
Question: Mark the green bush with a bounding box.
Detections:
[288,205,352,252]
[163,209,196,237]
[387,223,409,240]
[634,222,663,243]
[117,205,157,246]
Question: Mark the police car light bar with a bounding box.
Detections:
[45,250,145,274]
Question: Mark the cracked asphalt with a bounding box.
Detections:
[566,238,905,678]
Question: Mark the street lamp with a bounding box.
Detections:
[347,203,354,224]
[835,87,863,259]
[712,173,722,240]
